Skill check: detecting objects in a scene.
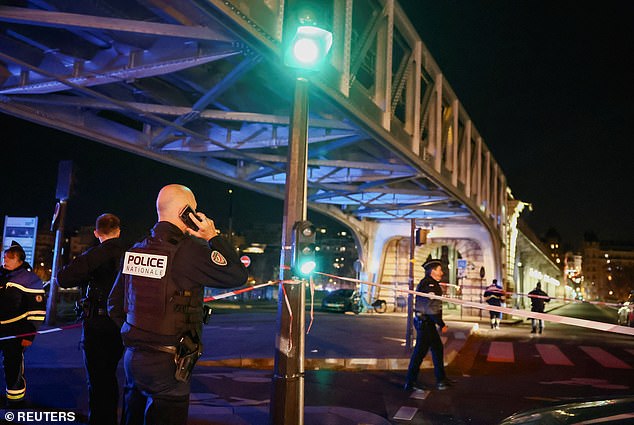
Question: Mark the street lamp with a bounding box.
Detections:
[271,2,332,424]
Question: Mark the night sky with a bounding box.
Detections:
[400,1,634,248]
[2,1,634,250]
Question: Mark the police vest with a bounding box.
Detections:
[122,235,203,336]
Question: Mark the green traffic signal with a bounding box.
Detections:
[283,1,333,70]
[285,25,333,70]
[292,220,317,277]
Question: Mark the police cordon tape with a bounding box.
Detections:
[0,323,82,342]
[0,282,280,343]
[2,274,631,342]
[389,281,621,307]
[315,272,634,337]
[202,281,277,302]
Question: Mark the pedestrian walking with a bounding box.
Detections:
[404,258,454,391]
[57,213,126,425]
[483,279,504,329]
[0,241,46,406]
[528,281,550,334]
[108,184,248,425]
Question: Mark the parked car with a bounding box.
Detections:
[498,395,634,424]
[321,289,360,313]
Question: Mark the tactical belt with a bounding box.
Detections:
[131,344,177,355]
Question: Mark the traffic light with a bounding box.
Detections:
[283,0,333,70]
[291,220,317,277]
[415,228,428,246]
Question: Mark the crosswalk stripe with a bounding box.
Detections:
[580,346,632,369]
[487,341,514,363]
[535,344,573,366]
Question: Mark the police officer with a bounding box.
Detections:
[529,281,550,334]
[404,259,454,391]
[57,213,126,425]
[108,184,248,425]
[0,241,46,406]
[483,279,505,329]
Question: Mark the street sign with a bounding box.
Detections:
[240,255,251,268]
[457,259,467,278]
[3,216,38,265]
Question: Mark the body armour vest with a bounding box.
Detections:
[122,235,203,336]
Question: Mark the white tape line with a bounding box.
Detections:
[203,282,274,302]
[0,323,81,342]
[316,272,634,337]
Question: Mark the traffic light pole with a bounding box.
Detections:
[406,219,415,349]
[46,200,67,326]
[271,76,309,425]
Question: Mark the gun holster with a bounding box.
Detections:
[174,333,202,382]
[413,315,422,331]
[74,298,90,321]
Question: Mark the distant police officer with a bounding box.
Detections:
[57,213,126,425]
[483,279,505,329]
[405,258,454,391]
[0,241,46,406]
[529,281,550,334]
[108,184,248,425]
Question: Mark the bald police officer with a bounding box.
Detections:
[404,259,454,391]
[108,184,248,425]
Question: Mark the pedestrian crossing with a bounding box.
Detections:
[485,341,633,369]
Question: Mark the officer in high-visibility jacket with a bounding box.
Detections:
[0,241,46,406]
[108,184,248,425]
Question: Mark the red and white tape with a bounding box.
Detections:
[316,272,634,337]
[203,281,276,302]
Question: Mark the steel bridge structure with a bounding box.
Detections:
[0,0,511,291]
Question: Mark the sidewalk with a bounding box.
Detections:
[5,309,483,424]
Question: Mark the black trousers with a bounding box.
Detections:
[122,348,190,425]
[0,338,26,404]
[405,320,446,385]
[82,317,124,425]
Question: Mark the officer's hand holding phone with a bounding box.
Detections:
[179,205,219,241]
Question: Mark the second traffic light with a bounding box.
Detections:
[291,220,317,277]
[415,228,429,246]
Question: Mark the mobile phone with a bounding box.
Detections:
[179,205,200,231]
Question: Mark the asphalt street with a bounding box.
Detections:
[1,303,632,424]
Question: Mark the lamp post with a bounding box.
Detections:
[270,5,332,424]
[227,188,233,247]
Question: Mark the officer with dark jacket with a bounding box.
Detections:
[0,241,46,406]
[483,279,504,329]
[405,259,453,391]
[57,213,126,425]
[528,281,550,333]
[108,184,248,425]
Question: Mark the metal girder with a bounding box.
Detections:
[150,54,262,148]
[0,0,510,233]
[0,6,232,42]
